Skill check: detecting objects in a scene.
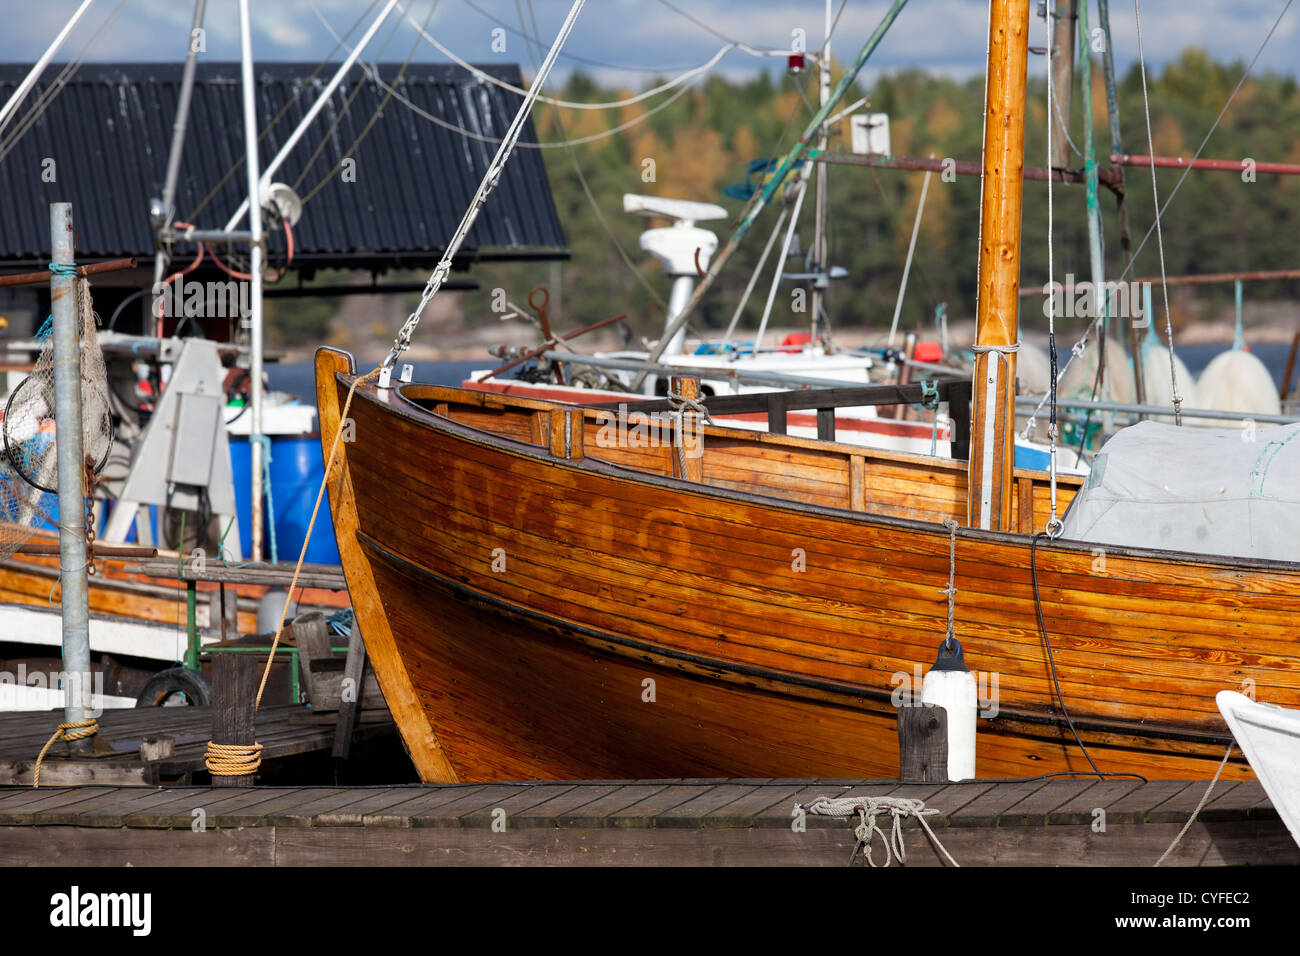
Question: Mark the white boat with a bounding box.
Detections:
[1217,690,1300,847]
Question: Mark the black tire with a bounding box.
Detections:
[135,666,212,707]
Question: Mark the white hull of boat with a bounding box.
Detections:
[1217,690,1300,848]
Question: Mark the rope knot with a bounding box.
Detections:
[33,719,99,788]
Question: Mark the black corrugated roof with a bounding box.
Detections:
[0,61,567,271]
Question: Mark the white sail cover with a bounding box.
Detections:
[1060,420,1300,562]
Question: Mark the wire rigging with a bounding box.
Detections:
[400,3,746,111]
[1019,0,1292,438]
[0,0,132,166]
[519,0,668,312]
[1133,0,1181,424]
[185,0,387,223]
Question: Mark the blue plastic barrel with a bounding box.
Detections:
[267,436,339,565]
[229,433,339,565]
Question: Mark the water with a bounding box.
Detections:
[267,359,486,402]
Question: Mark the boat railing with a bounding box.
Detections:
[582,378,973,460]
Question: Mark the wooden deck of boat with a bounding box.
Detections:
[0,705,395,786]
[0,777,1293,866]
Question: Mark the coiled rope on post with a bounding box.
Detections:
[204,741,265,777]
[32,718,98,788]
[797,795,959,867]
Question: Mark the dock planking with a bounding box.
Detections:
[0,777,1290,866]
[0,704,396,786]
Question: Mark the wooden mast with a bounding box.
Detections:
[968,0,1031,531]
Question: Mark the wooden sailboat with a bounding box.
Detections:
[316,347,1300,783]
[315,0,1300,783]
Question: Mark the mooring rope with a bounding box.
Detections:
[1154,743,1235,867]
[798,795,959,867]
[32,719,98,788]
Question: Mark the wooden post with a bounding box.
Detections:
[332,629,370,760]
[221,584,239,640]
[967,0,1031,531]
[815,407,836,441]
[139,735,175,762]
[292,611,331,706]
[670,375,704,482]
[948,380,972,461]
[548,407,584,459]
[1049,0,1077,170]
[766,393,788,435]
[210,653,257,787]
[898,704,949,782]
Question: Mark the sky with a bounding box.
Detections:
[2,0,1297,86]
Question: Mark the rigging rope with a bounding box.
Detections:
[1018,0,1293,437]
[1133,0,1182,425]
[185,0,385,223]
[382,0,586,368]
[313,0,683,151]
[1153,744,1235,867]
[0,0,132,166]
[517,0,666,312]
[400,4,743,111]
[939,517,958,649]
[295,0,437,209]
[1045,2,1061,535]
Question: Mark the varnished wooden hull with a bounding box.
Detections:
[317,348,1300,782]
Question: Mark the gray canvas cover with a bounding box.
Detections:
[1060,421,1300,562]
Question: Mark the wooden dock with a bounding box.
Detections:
[0,705,395,786]
[0,777,1293,866]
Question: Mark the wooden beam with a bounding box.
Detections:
[898,705,949,783]
[126,560,346,590]
[587,380,972,418]
[332,627,370,760]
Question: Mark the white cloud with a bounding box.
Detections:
[1,0,1294,80]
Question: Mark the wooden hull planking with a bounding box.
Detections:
[317,349,1300,783]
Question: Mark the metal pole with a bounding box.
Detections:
[812,149,1123,188]
[239,0,266,562]
[223,0,399,232]
[809,0,831,344]
[887,169,931,346]
[0,0,96,135]
[1077,0,1109,406]
[49,202,92,750]
[151,0,209,329]
[1014,395,1300,426]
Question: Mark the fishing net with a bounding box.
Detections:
[0,277,113,559]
